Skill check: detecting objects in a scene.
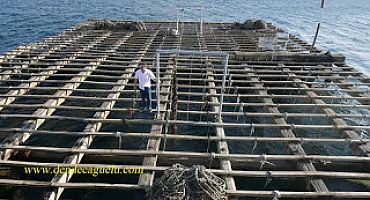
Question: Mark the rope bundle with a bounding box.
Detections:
[95,20,147,31]
[147,164,228,200]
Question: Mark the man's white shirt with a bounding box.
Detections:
[135,69,156,90]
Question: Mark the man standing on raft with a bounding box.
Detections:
[134,63,158,112]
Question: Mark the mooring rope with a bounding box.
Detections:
[147,164,228,200]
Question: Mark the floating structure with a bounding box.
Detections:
[0,20,369,199]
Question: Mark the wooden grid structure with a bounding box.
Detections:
[0,20,369,199]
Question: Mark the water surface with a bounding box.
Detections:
[0,0,369,74]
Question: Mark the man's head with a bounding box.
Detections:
[140,63,147,72]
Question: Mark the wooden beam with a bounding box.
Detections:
[0,32,116,160]
[289,70,370,157]
[0,128,368,144]
[138,61,173,186]
[206,63,237,192]
[242,66,329,192]
[45,31,158,200]
[0,32,111,112]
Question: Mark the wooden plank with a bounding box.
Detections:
[0,33,111,112]
[206,63,237,192]
[137,63,173,186]
[1,145,370,163]
[289,71,370,157]
[1,128,368,144]
[0,32,87,81]
[0,32,118,160]
[45,31,158,200]
[2,160,370,179]
[242,66,329,192]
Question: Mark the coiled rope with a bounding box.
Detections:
[147,164,228,200]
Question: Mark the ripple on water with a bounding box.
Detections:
[0,0,369,74]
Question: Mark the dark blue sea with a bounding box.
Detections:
[1,0,369,74]
[0,1,370,199]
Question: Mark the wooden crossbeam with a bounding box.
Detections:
[0,32,115,160]
[44,31,159,200]
[241,66,329,192]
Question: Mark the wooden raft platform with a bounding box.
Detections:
[0,20,369,199]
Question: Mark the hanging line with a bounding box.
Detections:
[241,102,247,125]
[114,131,122,149]
[235,94,241,121]
[310,0,325,52]
[234,87,239,112]
[206,101,211,153]
[162,107,171,151]
[251,139,258,154]
[208,152,216,169]
[250,123,255,137]
[227,74,233,94]
[132,74,137,110]
[264,171,273,188]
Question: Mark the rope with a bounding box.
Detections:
[148,164,227,200]
[259,154,276,170]
[250,123,255,137]
[233,86,239,111]
[162,133,168,152]
[251,139,258,154]
[208,152,216,169]
[114,131,122,149]
[206,117,211,153]
[264,171,273,188]
[361,132,369,142]
[272,190,281,200]
[162,108,171,151]
[283,112,289,121]
[132,74,137,110]
[236,100,242,122]
[227,74,233,94]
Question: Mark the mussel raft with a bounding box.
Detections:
[0,20,369,200]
